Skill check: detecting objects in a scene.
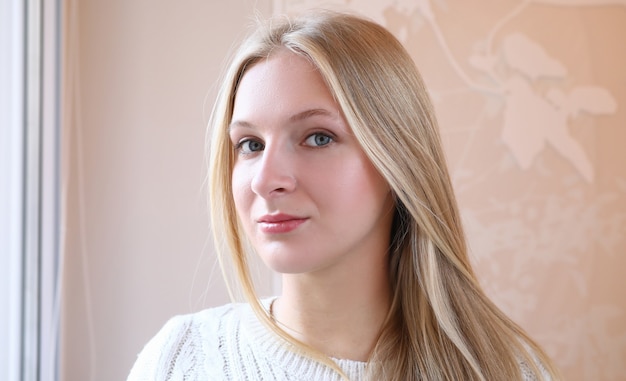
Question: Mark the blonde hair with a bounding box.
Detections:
[208,10,560,381]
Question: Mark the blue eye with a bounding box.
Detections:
[237,139,264,154]
[305,133,333,147]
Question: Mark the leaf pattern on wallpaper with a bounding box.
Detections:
[538,305,626,380]
[461,176,626,379]
[274,1,626,380]
[501,33,567,79]
[470,32,618,183]
[464,184,626,300]
[547,86,619,116]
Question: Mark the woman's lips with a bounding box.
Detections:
[257,214,308,234]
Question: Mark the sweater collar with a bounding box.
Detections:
[240,297,368,379]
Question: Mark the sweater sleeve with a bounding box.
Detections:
[127,314,206,381]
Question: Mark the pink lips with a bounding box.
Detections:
[257,213,308,234]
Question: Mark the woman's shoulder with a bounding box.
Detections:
[127,302,253,381]
[517,342,556,381]
[186,301,249,327]
[520,358,553,381]
[149,302,249,346]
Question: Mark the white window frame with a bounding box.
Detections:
[0,0,26,378]
[1,1,62,380]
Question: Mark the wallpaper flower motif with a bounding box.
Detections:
[273,1,626,380]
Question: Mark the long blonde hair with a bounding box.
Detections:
[208,10,559,381]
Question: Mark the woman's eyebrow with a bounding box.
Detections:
[288,108,339,123]
[229,108,340,132]
[228,120,255,132]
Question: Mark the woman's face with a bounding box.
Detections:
[229,50,395,275]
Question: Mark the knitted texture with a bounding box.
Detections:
[127,300,548,381]
[127,300,366,381]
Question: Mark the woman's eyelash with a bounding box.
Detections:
[234,138,264,153]
[232,131,336,153]
[304,132,335,147]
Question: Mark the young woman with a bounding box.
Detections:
[128,10,560,381]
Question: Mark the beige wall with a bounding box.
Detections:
[63,1,626,381]
[62,1,272,380]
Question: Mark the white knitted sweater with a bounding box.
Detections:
[127,300,366,381]
[127,300,547,381]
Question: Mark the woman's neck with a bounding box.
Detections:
[272,257,391,361]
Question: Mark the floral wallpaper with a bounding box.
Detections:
[274,1,626,379]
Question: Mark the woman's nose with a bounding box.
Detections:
[250,144,297,198]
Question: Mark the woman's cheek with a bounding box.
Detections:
[231,167,251,214]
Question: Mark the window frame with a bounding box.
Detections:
[0,1,62,380]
